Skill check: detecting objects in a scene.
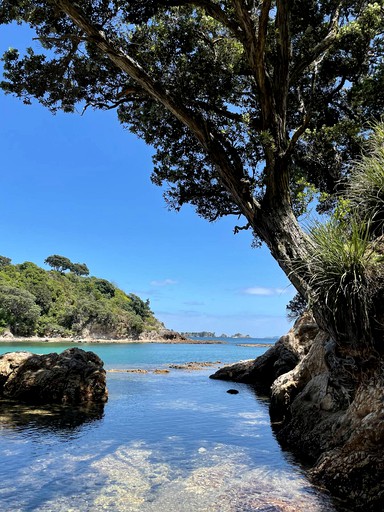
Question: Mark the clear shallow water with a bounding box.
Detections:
[0,341,341,512]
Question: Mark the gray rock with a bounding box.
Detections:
[0,348,108,404]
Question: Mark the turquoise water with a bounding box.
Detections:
[0,340,341,511]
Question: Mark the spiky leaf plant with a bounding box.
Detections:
[347,123,384,235]
[304,218,380,344]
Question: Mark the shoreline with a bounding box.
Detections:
[0,337,274,347]
[0,336,226,345]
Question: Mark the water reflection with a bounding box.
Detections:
[0,400,104,435]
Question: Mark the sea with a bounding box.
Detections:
[0,338,345,512]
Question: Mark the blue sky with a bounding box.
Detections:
[0,23,296,337]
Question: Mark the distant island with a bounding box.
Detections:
[0,254,164,340]
[182,331,251,339]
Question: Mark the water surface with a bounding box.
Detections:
[0,340,341,511]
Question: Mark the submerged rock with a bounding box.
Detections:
[210,313,384,511]
[0,348,108,405]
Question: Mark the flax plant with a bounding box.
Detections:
[303,218,378,343]
[347,122,384,235]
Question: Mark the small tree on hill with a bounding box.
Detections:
[44,254,73,273]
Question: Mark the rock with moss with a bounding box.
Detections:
[0,348,108,404]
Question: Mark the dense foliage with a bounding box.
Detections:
[0,257,160,337]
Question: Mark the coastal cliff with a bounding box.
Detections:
[210,313,384,511]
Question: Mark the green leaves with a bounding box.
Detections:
[346,122,384,233]
[0,284,41,336]
[0,256,160,337]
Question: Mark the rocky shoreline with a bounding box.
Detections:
[210,313,384,511]
[0,331,225,345]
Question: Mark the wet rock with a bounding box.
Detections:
[138,328,188,342]
[210,313,317,389]
[0,348,108,404]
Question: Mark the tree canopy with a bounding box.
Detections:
[44,254,73,272]
[1,1,384,342]
[44,254,90,275]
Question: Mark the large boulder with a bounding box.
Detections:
[0,348,108,404]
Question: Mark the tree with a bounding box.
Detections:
[71,262,90,276]
[94,278,115,298]
[44,254,73,272]
[127,293,152,319]
[286,293,307,321]
[0,255,11,268]
[1,1,384,345]
[0,284,41,335]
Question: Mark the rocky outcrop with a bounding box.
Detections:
[211,313,318,391]
[210,313,384,511]
[138,328,189,342]
[0,348,108,404]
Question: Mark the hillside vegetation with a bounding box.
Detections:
[0,255,162,338]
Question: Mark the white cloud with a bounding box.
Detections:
[150,278,178,287]
[243,287,287,296]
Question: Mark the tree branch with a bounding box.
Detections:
[191,0,242,39]
[33,34,87,44]
[231,1,260,81]
[81,95,139,115]
[274,0,291,128]
[286,114,310,156]
[290,2,342,85]
[234,222,250,234]
[195,101,244,122]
